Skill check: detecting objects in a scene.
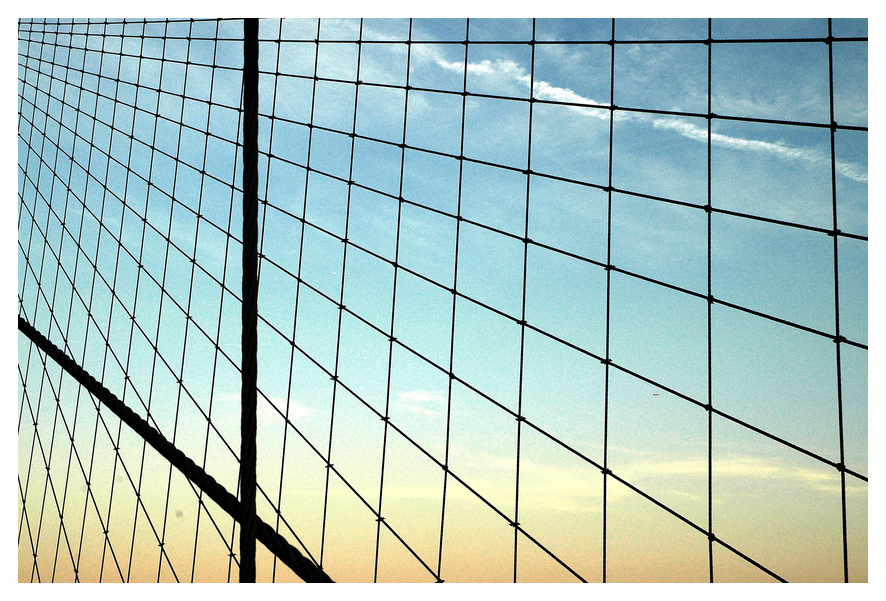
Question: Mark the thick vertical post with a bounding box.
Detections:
[240,16,259,584]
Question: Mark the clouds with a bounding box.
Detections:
[407,40,868,184]
[395,389,446,417]
[531,80,609,118]
[267,21,867,217]
[654,117,868,183]
[617,454,863,496]
[16,18,869,585]
[370,443,860,518]
[225,393,319,435]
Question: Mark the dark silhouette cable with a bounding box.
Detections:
[18,315,334,583]
[240,16,259,584]
[18,17,867,584]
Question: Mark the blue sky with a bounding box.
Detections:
[17,17,869,584]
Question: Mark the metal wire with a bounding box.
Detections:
[18,17,868,583]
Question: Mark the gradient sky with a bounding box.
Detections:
[17,17,868,584]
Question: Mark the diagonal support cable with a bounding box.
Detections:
[18,315,334,583]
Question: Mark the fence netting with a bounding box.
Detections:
[18,17,868,583]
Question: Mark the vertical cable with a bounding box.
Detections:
[147,18,185,582]
[240,16,260,584]
[601,17,616,583]
[159,16,200,584]
[225,18,251,583]
[53,20,94,582]
[311,18,332,572]
[42,18,74,568]
[75,19,120,583]
[100,15,138,583]
[16,21,44,580]
[705,18,715,584]
[28,351,52,581]
[153,18,186,582]
[825,18,850,583]
[167,19,207,582]
[24,18,55,341]
[124,18,180,583]
[262,18,287,584]
[190,18,229,583]
[512,18,537,584]
[122,17,150,581]
[88,17,128,581]
[114,18,149,583]
[313,15,342,569]
[436,18,471,582]
[18,342,43,581]
[25,18,62,582]
[374,18,415,583]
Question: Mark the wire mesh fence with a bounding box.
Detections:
[18,17,868,583]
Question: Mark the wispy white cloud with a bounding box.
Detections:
[396,389,446,417]
[213,392,317,434]
[412,48,868,183]
[617,454,865,496]
[438,447,863,516]
[422,47,610,118]
[316,18,361,40]
[517,458,603,513]
[259,394,316,423]
[653,118,868,183]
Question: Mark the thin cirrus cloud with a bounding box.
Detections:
[273,20,868,186]
[433,451,862,516]
[418,48,868,183]
[396,389,447,417]
[253,394,317,426]
[652,117,868,183]
[616,454,865,495]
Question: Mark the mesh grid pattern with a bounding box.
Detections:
[18,17,868,583]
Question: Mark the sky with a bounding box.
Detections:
[16,17,868,584]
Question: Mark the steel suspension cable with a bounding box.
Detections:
[240,16,260,583]
[825,18,850,583]
[18,315,334,583]
[601,17,616,583]
[437,17,471,582]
